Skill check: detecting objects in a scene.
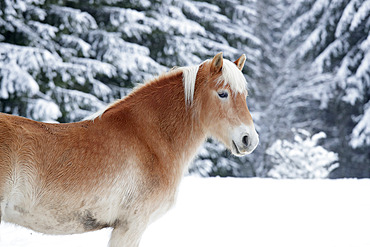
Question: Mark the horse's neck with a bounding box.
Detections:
[108,72,206,169]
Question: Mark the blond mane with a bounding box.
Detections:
[85,57,248,120]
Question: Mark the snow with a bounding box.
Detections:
[181,1,228,23]
[85,30,165,82]
[335,0,359,38]
[350,0,370,32]
[103,7,146,27]
[152,11,206,37]
[356,35,370,84]
[26,98,61,122]
[48,6,98,34]
[26,6,47,22]
[350,101,370,148]
[281,0,329,45]
[314,36,350,73]
[1,177,370,247]
[52,87,106,122]
[70,58,117,78]
[28,21,58,40]
[0,61,39,99]
[0,42,63,75]
[59,35,92,58]
[267,129,339,179]
[100,7,151,41]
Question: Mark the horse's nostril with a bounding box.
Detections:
[242,135,249,147]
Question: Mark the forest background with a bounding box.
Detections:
[1,0,369,178]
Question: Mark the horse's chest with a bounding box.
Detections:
[146,185,179,224]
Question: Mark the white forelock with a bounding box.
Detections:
[181,58,248,105]
[218,59,248,94]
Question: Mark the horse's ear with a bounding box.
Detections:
[211,52,223,74]
[234,54,246,71]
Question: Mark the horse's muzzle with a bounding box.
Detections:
[231,124,259,156]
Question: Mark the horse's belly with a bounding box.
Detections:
[2,203,84,234]
[1,199,117,235]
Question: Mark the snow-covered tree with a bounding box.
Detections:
[266,129,339,178]
[263,0,370,177]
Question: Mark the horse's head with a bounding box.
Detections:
[189,52,259,156]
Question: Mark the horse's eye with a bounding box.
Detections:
[218,91,228,98]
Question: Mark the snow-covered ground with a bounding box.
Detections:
[1,177,370,247]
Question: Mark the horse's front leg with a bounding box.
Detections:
[109,221,148,247]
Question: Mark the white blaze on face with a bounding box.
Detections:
[214,58,258,156]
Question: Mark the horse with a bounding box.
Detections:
[0,52,259,246]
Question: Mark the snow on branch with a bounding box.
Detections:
[340,35,370,105]
[350,101,370,148]
[58,34,92,58]
[52,87,106,122]
[26,98,61,122]
[267,129,339,179]
[47,5,97,34]
[0,61,39,99]
[281,0,329,46]
[85,30,165,82]
[350,0,370,32]
[335,0,361,38]
[0,42,62,76]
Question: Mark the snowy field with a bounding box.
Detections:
[1,177,370,247]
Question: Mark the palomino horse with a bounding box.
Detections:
[0,53,258,246]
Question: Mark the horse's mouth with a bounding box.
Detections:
[232,140,241,155]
